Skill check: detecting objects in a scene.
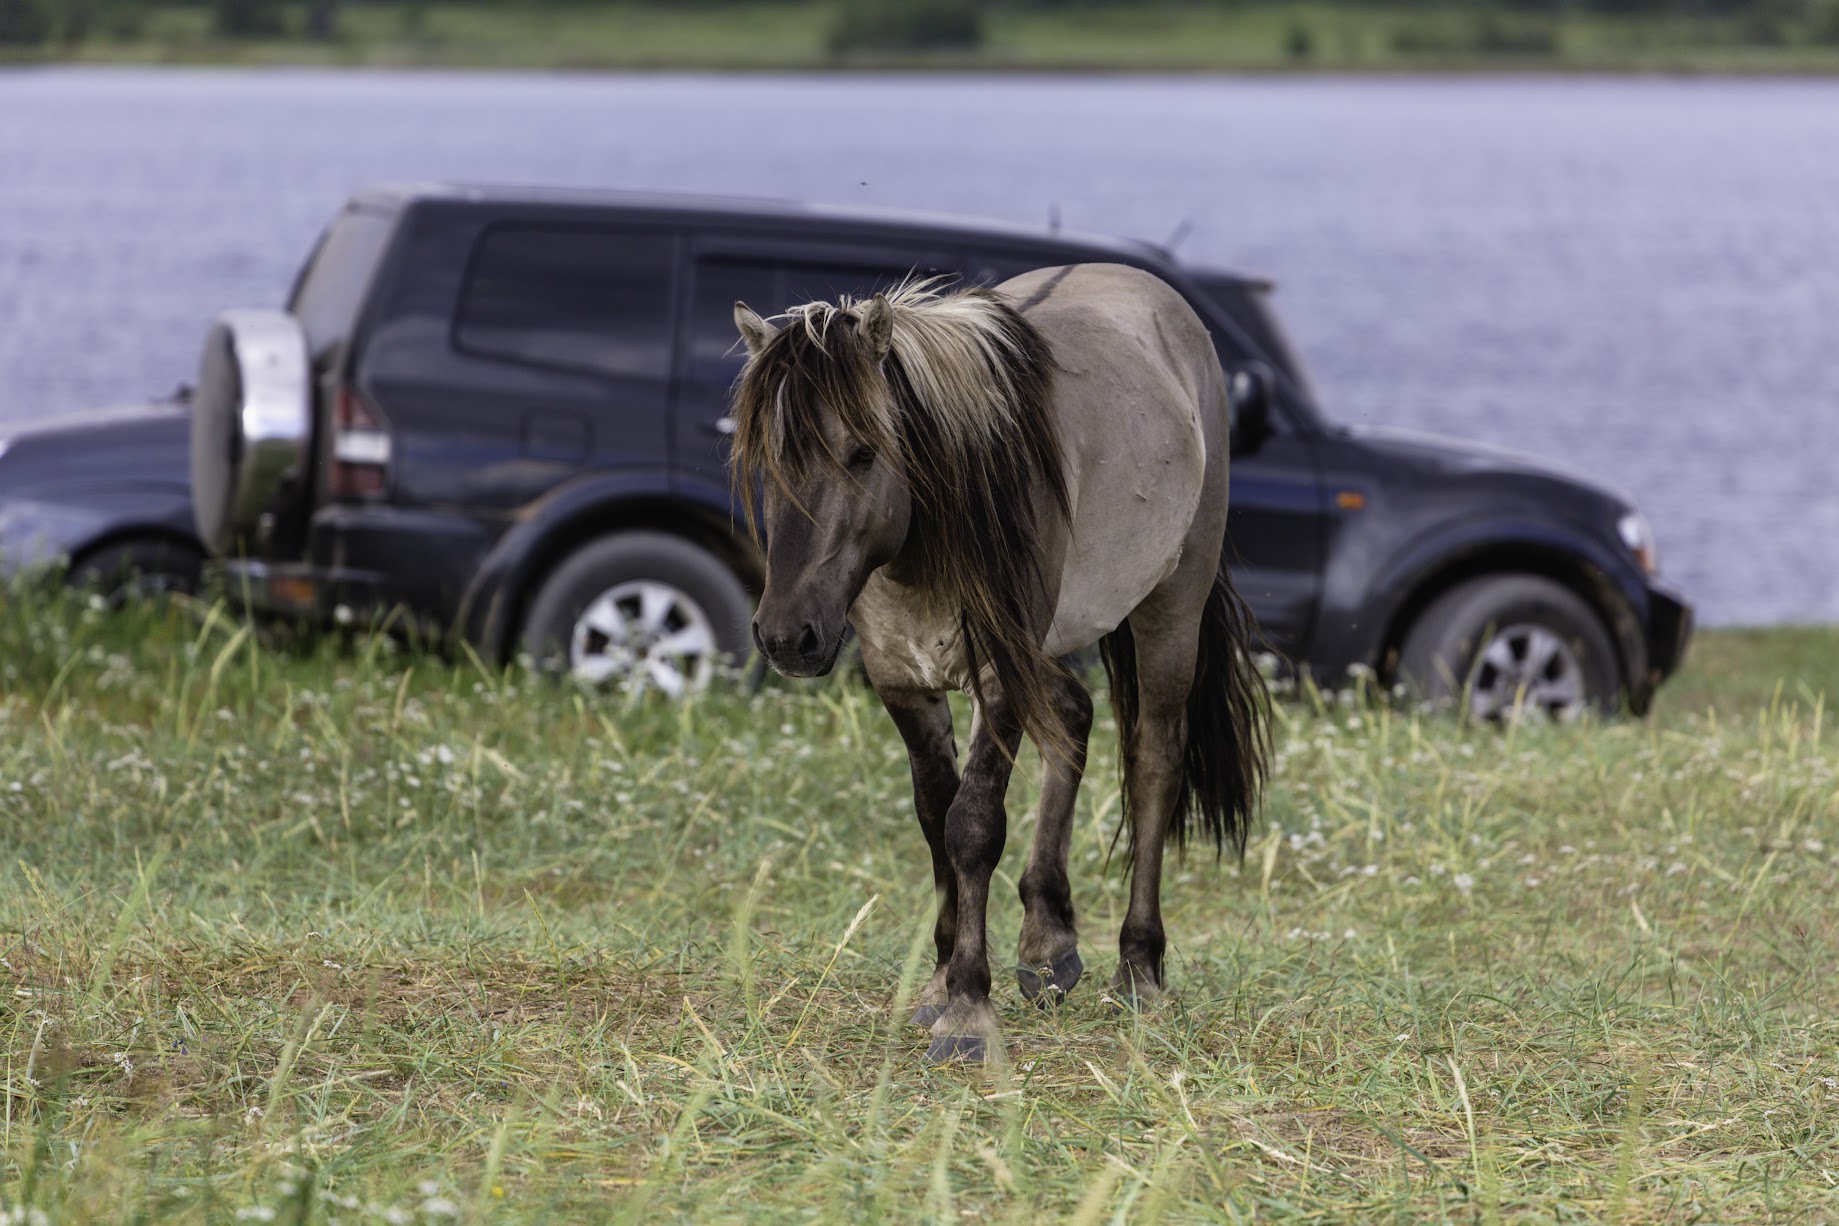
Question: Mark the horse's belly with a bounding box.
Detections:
[1040,510,1194,657]
[1041,414,1208,657]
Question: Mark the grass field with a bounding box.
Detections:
[32,2,1839,73]
[1,590,1836,1221]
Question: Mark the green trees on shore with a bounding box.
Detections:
[3,0,1838,55]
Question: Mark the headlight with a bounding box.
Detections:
[1617,510,1659,578]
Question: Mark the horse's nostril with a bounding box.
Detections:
[751,620,766,655]
[796,624,820,657]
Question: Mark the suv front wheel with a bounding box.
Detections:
[519,532,753,697]
[1396,574,1621,723]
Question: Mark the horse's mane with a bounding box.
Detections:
[730,277,1075,757]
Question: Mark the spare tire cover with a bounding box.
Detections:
[190,309,311,556]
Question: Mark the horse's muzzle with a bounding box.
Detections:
[752,617,842,678]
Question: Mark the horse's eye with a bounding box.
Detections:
[848,446,875,471]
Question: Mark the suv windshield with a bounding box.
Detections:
[1191,273,1320,412]
[287,204,398,361]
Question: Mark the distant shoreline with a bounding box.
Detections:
[10,2,1839,76]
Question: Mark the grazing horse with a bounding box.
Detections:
[730,264,1271,1063]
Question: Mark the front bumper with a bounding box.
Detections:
[0,498,99,578]
[1644,581,1693,687]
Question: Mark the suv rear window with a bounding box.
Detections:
[455,225,676,381]
[1191,273,1317,404]
[288,204,397,360]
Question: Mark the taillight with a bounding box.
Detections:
[329,385,391,501]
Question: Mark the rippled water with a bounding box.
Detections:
[2,68,1836,625]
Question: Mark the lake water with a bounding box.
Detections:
[2,68,1836,626]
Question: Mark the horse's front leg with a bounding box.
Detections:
[876,685,962,1028]
[1016,669,1094,1006]
[928,693,1023,1063]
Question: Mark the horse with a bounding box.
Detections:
[729,264,1271,1063]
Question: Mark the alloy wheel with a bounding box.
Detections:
[568,580,719,697]
[1467,622,1588,724]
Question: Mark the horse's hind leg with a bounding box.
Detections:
[1112,599,1204,1006]
[876,686,961,1028]
[1016,670,1093,1006]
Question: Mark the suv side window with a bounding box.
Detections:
[686,258,778,390]
[675,254,941,489]
[455,224,675,380]
[684,256,935,389]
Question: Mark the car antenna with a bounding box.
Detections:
[1163,216,1195,255]
[1048,203,1062,235]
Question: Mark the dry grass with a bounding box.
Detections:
[1,588,1836,1221]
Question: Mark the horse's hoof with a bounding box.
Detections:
[910,1003,943,1028]
[925,1033,989,1064]
[1108,968,1164,1013]
[1017,950,1084,1007]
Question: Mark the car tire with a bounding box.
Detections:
[68,539,205,607]
[519,532,753,698]
[1396,574,1621,723]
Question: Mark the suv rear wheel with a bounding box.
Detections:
[1397,574,1620,723]
[519,532,753,697]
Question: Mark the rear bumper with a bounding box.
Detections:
[220,503,490,637]
[220,558,401,624]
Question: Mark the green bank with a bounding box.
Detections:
[1,592,1835,1220]
[12,1,1839,72]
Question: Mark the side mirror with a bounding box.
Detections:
[1229,360,1275,455]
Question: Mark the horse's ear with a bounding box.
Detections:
[858,294,894,360]
[734,302,777,358]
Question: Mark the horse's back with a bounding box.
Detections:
[997,263,1229,655]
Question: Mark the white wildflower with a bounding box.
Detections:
[1453,873,1475,896]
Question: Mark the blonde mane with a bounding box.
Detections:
[730,276,1075,757]
[769,277,1043,458]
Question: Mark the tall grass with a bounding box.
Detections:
[1,587,1835,1221]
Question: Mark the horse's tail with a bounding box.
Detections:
[1100,564,1272,860]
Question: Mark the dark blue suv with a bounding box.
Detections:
[1,184,1690,718]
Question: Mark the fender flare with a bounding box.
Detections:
[456,472,755,662]
[1326,517,1653,703]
